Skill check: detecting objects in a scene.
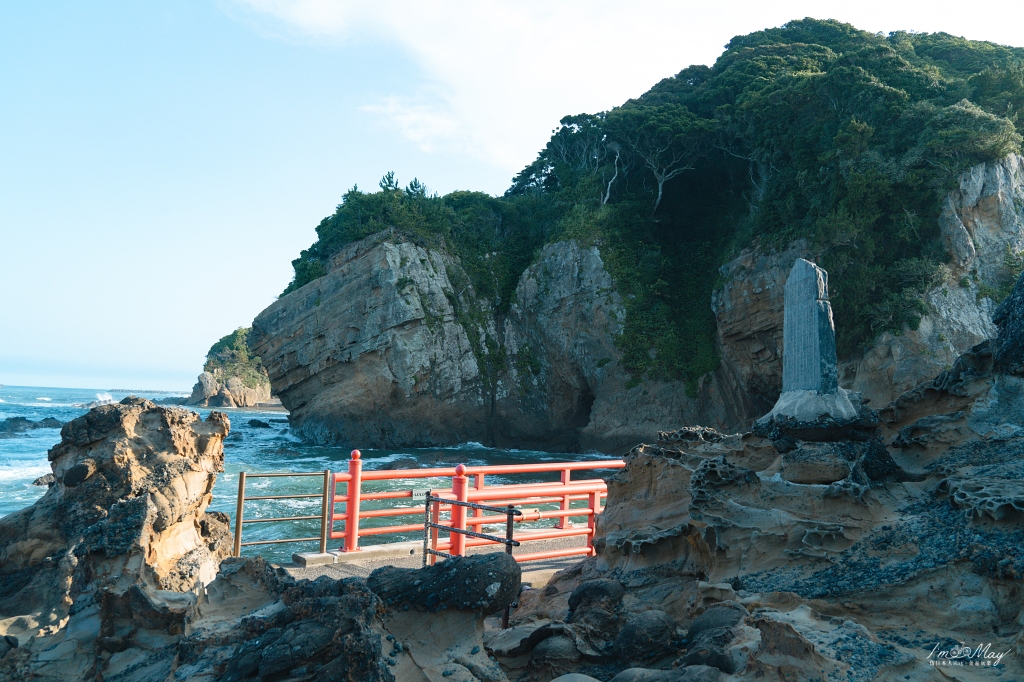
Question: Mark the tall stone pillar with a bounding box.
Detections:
[782,259,839,394]
[758,259,856,424]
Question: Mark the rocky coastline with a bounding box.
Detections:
[3,267,1024,680]
[251,155,1024,453]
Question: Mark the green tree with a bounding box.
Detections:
[605,103,713,215]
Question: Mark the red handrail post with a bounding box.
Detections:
[451,464,469,556]
[473,473,485,523]
[556,468,571,529]
[587,490,600,555]
[343,450,363,552]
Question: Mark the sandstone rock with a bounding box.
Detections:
[0,398,232,681]
[186,369,272,408]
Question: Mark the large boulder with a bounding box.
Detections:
[0,398,232,680]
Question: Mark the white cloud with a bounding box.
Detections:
[231,0,1024,181]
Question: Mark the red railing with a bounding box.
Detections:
[327,450,625,562]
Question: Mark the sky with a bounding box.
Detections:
[2,1,1023,391]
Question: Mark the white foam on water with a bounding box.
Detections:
[0,464,51,482]
[95,392,114,403]
[36,397,52,401]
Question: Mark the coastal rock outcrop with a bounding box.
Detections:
[0,398,232,680]
[0,417,62,438]
[499,269,1024,680]
[250,236,751,452]
[188,327,275,408]
[250,230,496,447]
[187,371,272,408]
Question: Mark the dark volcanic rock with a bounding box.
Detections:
[367,552,520,615]
[0,416,62,438]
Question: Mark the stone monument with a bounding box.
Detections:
[757,258,857,423]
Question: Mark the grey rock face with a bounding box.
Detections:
[782,259,838,394]
[993,269,1024,375]
[252,235,749,451]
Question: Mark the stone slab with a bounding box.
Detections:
[292,552,337,567]
[758,388,857,423]
[332,541,422,563]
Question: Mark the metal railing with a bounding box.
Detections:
[423,495,523,627]
[232,451,626,562]
[232,470,333,556]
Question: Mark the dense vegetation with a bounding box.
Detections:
[204,328,268,388]
[285,19,1024,394]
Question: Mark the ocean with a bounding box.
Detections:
[0,385,608,563]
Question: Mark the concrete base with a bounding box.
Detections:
[331,541,422,563]
[757,388,857,424]
[292,552,337,568]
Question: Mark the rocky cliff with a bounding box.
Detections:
[251,156,1024,452]
[188,327,274,408]
[712,154,1024,410]
[492,269,1024,681]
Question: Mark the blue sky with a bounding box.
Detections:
[2,1,1022,391]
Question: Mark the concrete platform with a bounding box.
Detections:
[285,528,590,586]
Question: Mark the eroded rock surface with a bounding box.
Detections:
[497,268,1024,680]
[0,398,232,681]
[187,371,273,408]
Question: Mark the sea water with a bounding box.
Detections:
[0,385,607,563]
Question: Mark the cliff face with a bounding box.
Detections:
[250,231,494,446]
[714,154,1024,410]
[251,236,750,452]
[252,157,1024,451]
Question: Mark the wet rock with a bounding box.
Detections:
[566,579,626,656]
[62,458,96,486]
[529,635,580,681]
[32,473,54,486]
[687,602,748,642]
[0,416,62,438]
[248,419,271,428]
[551,674,602,682]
